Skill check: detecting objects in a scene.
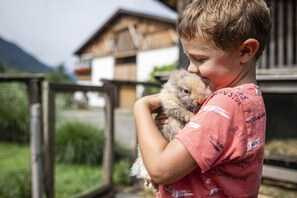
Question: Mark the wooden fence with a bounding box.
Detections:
[43,82,116,198]
[0,74,116,198]
[0,74,44,198]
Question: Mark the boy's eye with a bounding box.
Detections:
[195,58,206,63]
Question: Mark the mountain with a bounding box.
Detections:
[0,37,52,73]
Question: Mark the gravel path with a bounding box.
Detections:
[59,108,137,150]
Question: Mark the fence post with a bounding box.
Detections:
[28,79,43,198]
[43,81,55,198]
[103,86,115,186]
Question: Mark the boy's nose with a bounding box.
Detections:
[187,63,199,74]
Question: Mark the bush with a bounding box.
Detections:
[142,63,175,96]
[56,121,104,164]
[113,159,133,185]
[0,83,28,143]
[56,121,130,165]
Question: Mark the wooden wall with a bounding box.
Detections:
[79,14,177,57]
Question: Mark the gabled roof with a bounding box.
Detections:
[74,9,177,55]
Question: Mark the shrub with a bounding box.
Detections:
[113,159,133,185]
[56,121,104,164]
[142,63,175,96]
[55,121,130,165]
[0,83,28,143]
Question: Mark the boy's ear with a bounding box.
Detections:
[239,38,259,64]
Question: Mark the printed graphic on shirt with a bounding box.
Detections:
[209,135,225,153]
[209,187,221,196]
[188,121,200,129]
[164,184,194,197]
[211,168,248,182]
[230,126,247,146]
[222,157,251,168]
[200,105,230,119]
[255,87,262,95]
[213,89,249,106]
[247,138,261,151]
[246,112,266,124]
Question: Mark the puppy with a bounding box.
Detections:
[130,69,212,192]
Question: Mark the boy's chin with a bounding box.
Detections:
[201,77,210,86]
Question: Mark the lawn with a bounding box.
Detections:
[0,142,103,198]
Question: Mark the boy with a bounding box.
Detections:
[133,0,271,197]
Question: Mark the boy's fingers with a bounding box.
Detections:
[154,113,169,128]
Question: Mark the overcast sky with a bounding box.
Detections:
[0,0,177,71]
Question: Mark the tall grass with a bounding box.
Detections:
[0,83,28,143]
[55,121,105,164]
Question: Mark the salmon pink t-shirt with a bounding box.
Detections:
[157,84,266,198]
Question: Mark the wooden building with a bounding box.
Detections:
[74,9,178,108]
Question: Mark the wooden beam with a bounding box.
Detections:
[262,164,297,184]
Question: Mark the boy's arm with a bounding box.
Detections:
[134,94,197,185]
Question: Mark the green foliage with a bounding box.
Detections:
[0,63,19,73]
[44,71,70,83]
[56,121,130,165]
[0,142,31,198]
[56,121,105,164]
[0,83,29,143]
[55,163,103,197]
[143,63,176,96]
[0,170,31,198]
[113,159,133,185]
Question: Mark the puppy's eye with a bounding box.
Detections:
[183,89,190,94]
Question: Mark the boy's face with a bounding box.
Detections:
[181,37,245,91]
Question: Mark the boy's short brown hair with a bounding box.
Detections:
[178,0,271,59]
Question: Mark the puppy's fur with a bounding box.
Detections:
[130,69,212,192]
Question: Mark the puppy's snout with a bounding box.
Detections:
[189,101,200,113]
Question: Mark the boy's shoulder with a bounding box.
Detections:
[212,84,261,98]
[206,84,263,108]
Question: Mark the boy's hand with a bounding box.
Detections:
[135,94,162,113]
[154,112,169,130]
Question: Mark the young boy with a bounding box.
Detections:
[133,0,271,197]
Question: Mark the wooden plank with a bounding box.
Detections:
[0,74,44,82]
[257,74,297,93]
[294,0,297,64]
[43,82,56,198]
[287,0,293,66]
[114,63,136,81]
[269,0,276,68]
[278,1,284,66]
[262,164,297,184]
[103,88,115,185]
[30,103,43,198]
[49,83,110,93]
[77,184,114,198]
[28,78,43,198]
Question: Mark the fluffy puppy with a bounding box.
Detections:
[130,69,212,192]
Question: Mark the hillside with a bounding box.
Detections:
[0,37,52,73]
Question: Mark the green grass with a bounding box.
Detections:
[0,142,31,197]
[55,163,103,197]
[0,142,104,197]
[0,142,30,173]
